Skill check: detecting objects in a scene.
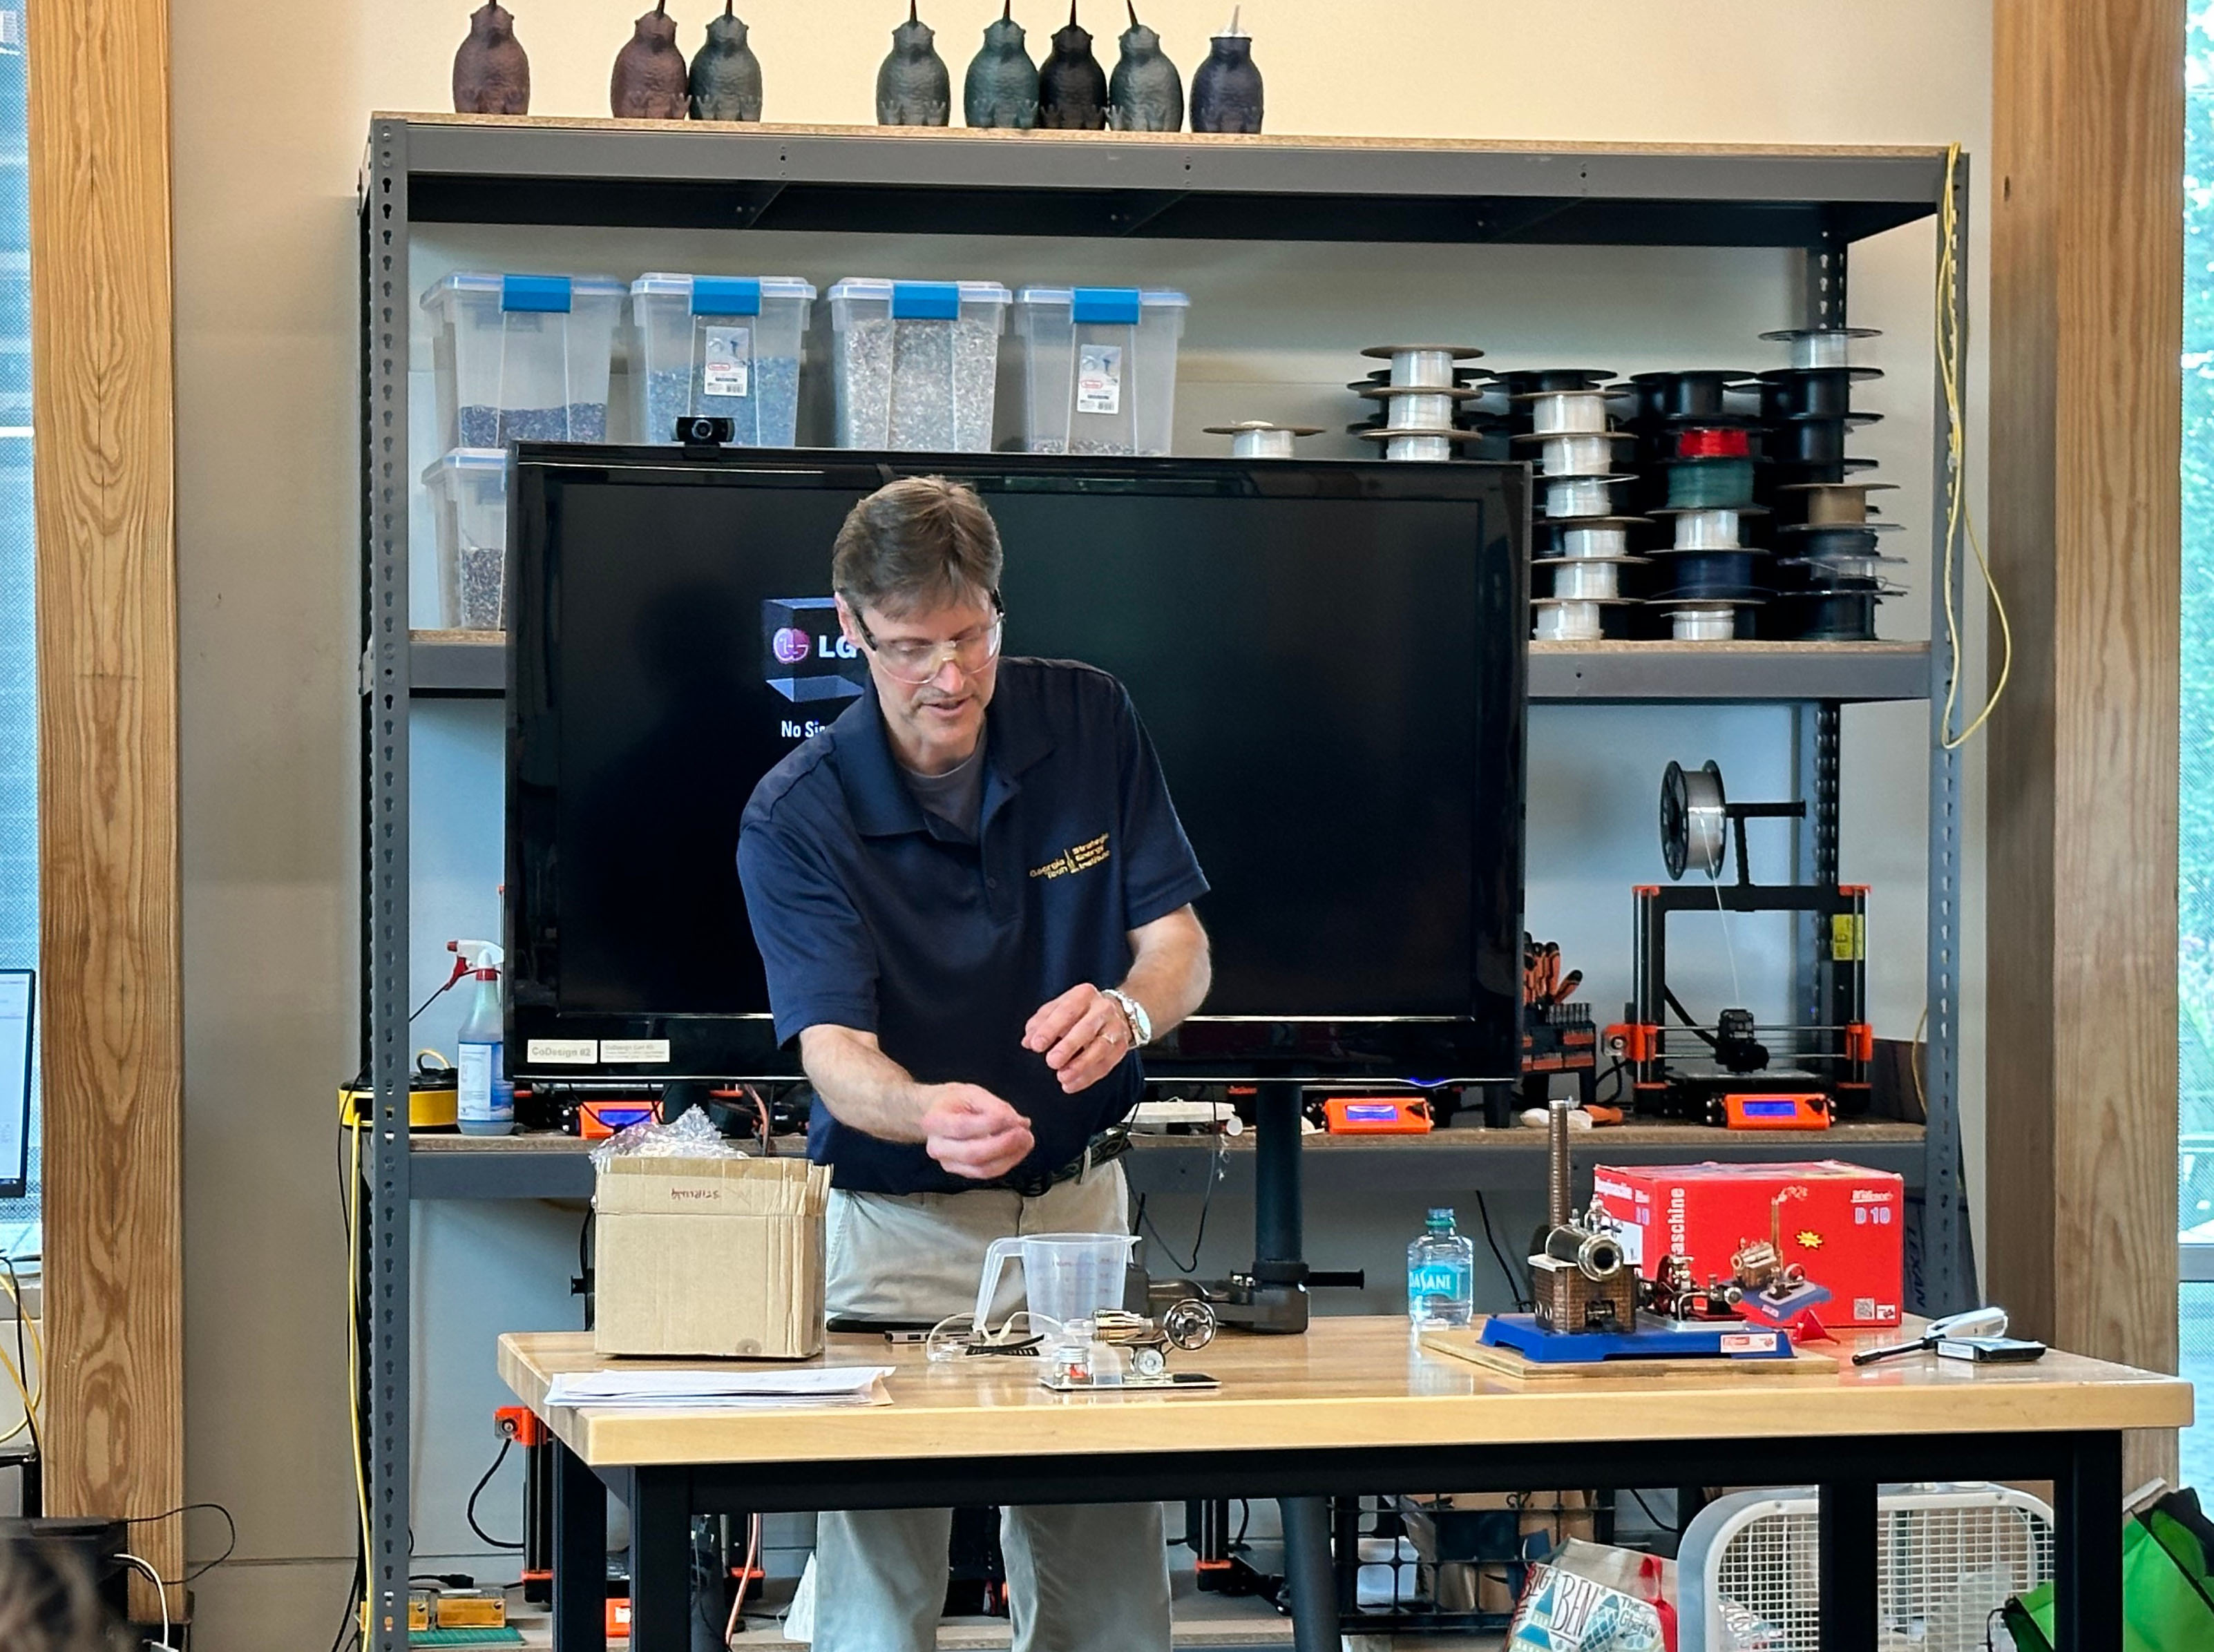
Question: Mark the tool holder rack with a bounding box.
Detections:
[359,115,1974,1652]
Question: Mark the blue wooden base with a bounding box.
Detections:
[1478,1312,1793,1363]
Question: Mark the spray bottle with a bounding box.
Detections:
[450,939,513,1136]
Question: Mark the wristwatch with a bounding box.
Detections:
[1100,987,1152,1048]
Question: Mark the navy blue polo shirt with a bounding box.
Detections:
[736,657,1210,1195]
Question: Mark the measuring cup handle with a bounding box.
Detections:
[973,1236,1024,1333]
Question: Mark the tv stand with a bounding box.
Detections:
[1148,1079,1310,1335]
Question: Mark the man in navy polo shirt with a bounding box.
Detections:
[738,476,1212,1652]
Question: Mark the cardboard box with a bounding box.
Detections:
[1589,1160,1905,1327]
[593,1155,830,1358]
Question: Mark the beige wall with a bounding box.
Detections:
[169,2,1990,1644]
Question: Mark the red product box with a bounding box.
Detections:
[1588,1160,1905,1327]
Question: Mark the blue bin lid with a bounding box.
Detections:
[631,273,817,315]
[420,448,510,488]
[830,278,1013,316]
[1017,287,1190,323]
[421,271,626,313]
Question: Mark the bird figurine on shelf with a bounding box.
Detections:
[1038,3,1108,130]
[1190,5,1262,133]
[964,1,1040,129]
[612,0,690,119]
[1109,2,1181,131]
[452,0,531,115]
[877,1,952,126]
[690,1,763,121]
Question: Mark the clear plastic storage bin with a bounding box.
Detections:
[421,271,624,450]
[828,278,1012,452]
[423,450,508,631]
[629,273,817,445]
[1013,287,1189,456]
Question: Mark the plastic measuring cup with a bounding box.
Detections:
[972,1231,1139,1332]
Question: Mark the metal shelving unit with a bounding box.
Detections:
[359,115,1972,1652]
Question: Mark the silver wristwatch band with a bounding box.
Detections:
[1101,987,1152,1048]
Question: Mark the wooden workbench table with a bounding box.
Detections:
[499,1316,2191,1652]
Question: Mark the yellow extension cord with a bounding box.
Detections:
[1935,140,2014,751]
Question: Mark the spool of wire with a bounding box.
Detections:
[1547,559,1624,600]
[1664,604,1745,642]
[1676,426,1753,460]
[1494,367,1615,400]
[1520,388,1615,435]
[1382,390,1462,430]
[1380,432,1455,462]
[1759,325,1881,372]
[1664,459,1757,509]
[1556,523,1632,559]
[1659,506,1764,550]
[1205,421,1323,459]
[1623,369,1756,423]
[1778,479,1898,527]
[1650,548,1766,601]
[1528,432,1636,477]
[1758,365,1883,421]
[1531,599,1612,642]
[1362,343,1485,388]
[1545,477,1623,519]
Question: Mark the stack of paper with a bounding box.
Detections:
[544,1365,894,1410]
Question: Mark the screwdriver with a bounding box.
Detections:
[1851,1305,2010,1365]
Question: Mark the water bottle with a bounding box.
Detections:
[455,952,513,1136]
[1406,1207,1475,1331]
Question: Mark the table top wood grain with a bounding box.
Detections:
[498,1316,2193,1470]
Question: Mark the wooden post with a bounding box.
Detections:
[1988,0,2183,1481]
[24,0,183,1607]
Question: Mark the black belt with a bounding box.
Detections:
[994,1124,1132,1199]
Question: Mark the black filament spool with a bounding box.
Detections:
[1758,365,1882,421]
[1766,415,1880,467]
[1623,369,1757,424]
[1492,367,1616,398]
[1782,584,1882,643]
[1650,549,1769,601]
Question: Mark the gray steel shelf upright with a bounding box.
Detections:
[358,115,1972,1652]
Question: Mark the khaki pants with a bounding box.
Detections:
[802,1162,1174,1652]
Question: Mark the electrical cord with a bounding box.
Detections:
[0,1251,39,1457]
[1473,1189,1531,1312]
[1626,1488,1667,1532]
[115,1552,169,1651]
[466,1435,524,1550]
[124,1502,239,1586]
[1662,988,1721,1049]
[1935,139,2013,751]
[1134,1121,1226,1274]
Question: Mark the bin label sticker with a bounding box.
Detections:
[600,1039,672,1064]
[702,327,752,398]
[527,1039,600,1064]
[1077,344,1123,416]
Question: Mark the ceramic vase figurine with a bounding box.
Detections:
[612,0,690,119]
[691,1,763,121]
[453,0,531,115]
[877,2,951,126]
[1108,2,1181,131]
[1038,3,1107,130]
[1190,6,1262,133]
[964,1,1039,129]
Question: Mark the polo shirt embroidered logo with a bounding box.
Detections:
[1030,832,1112,881]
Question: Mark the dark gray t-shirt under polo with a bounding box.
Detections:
[899,740,986,841]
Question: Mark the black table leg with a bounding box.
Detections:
[1817,1477,1879,1651]
[1278,1495,1337,1652]
[2053,1431,2124,1652]
[628,1468,693,1652]
[553,1437,607,1652]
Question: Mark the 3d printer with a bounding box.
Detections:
[1605,760,1873,1124]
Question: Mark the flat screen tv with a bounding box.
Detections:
[504,448,1528,1086]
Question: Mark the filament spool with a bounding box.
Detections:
[1494,367,1616,398]
[1382,432,1454,462]
[1657,506,1766,550]
[1660,758,1730,878]
[1649,548,1767,602]
[1382,390,1461,431]
[1518,388,1615,435]
[1623,369,1757,423]
[1531,596,1632,642]
[1676,426,1753,460]
[1664,459,1757,510]
[1529,432,1636,477]
[1362,343,1485,389]
[1548,559,1623,600]
[1778,479,1898,527]
[1663,602,1750,642]
[1757,365,1884,421]
[1759,325,1881,372]
[1545,477,1623,519]
[1204,421,1322,459]
[1549,523,1634,559]
[1766,414,1878,468]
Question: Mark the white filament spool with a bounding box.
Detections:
[1533,600,1606,642]
[1526,390,1612,435]
[1384,433,1454,462]
[1550,560,1621,600]
[1672,508,1744,550]
[1558,524,1630,559]
[1364,344,1483,388]
[1538,434,1619,476]
[1545,478,1616,519]
[1760,325,1880,372]
[1670,605,1739,641]
[1384,392,1458,431]
[1234,427,1296,459]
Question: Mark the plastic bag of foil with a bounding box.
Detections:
[1506,1540,1675,1652]
[587,1104,748,1173]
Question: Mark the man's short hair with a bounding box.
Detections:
[832,477,1004,621]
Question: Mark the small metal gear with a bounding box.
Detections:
[1162,1297,1217,1351]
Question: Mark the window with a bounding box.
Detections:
[2177,3,2214,1489]
[0,11,36,1257]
